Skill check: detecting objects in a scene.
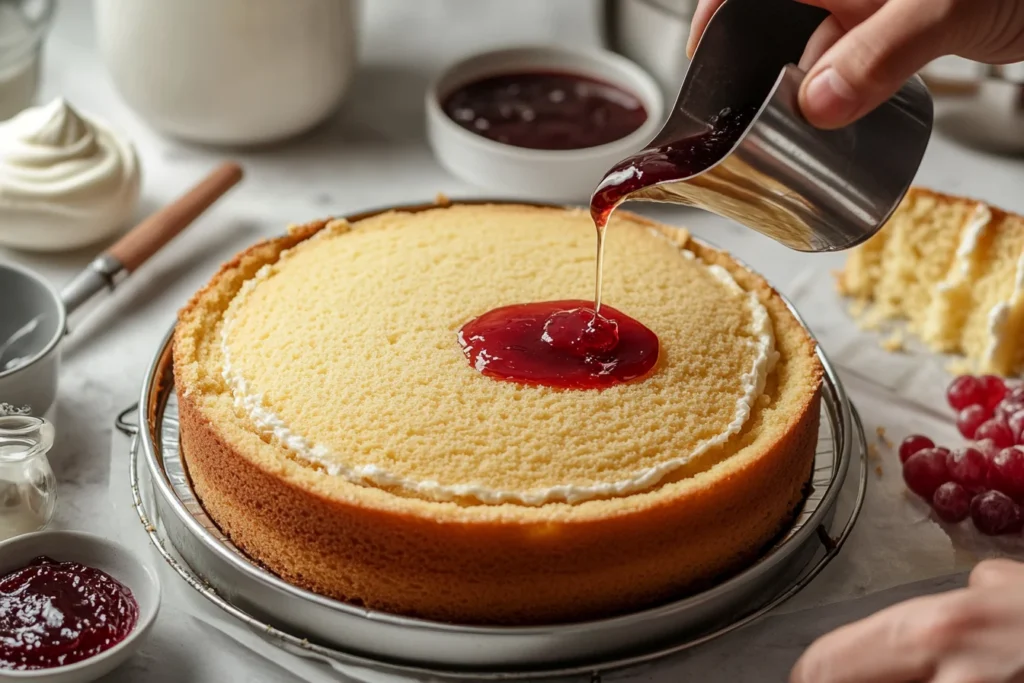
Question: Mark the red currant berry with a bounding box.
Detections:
[1009,410,1024,444]
[957,405,990,439]
[903,448,951,499]
[988,446,1024,500]
[977,438,1002,462]
[947,375,986,411]
[947,447,990,494]
[970,490,1023,536]
[979,375,1009,410]
[995,398,1024,421]
[975,418,1015,449]
[932,482,971,523]
[898,434,935,464]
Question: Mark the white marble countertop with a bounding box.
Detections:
[4,1,1024,681]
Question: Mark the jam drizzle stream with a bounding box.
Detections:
[457,108,755,389]
[590,107,756,313]
[0,556,139,671]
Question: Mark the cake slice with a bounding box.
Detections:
[838,188,1024,376]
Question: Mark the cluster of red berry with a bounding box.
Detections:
[900,374,1024,536]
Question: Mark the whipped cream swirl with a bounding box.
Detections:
[0,98,140,251]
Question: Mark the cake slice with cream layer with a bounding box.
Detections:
[839,188,1024,376]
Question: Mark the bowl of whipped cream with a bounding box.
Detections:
[0,98,140,252]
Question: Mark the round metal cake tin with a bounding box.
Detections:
[126,200,866,677]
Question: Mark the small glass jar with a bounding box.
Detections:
[0,0,55,121]
[0,414,56,542]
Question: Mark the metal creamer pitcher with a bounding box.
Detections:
[596,0,934,252]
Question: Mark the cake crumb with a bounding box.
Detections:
[880,330,905,353]
[875,426,892,447]
[946,358,974,376]
[324,218,351,236]
[850,304,887,331]
[435,192,452,206]
[875,465,884,478]
[868,443,880,461]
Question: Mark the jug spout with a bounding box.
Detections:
[593,0,934,252]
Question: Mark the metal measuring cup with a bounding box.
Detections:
[599,0,934,252]
[0,162,243,417]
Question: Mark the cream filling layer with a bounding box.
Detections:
[220,238,777,506]
[926,202,1021,373]
[984,248,1024,371]
[924,203,991,348]
[936,203,992,293]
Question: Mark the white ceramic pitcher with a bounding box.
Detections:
[94,0,359,145]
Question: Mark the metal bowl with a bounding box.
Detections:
[925,64,1024,154]
[603,0,696,102]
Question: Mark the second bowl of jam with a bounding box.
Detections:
[441,71,648,151]
[427,46,663,201]
[0,531,160,680]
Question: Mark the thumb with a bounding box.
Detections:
[969,558,1024,588]
[799,0,959,129]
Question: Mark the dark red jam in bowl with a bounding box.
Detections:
[441,71,648,150]
[0,556,139,671]
[458,300,659,389]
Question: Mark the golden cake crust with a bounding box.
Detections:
[173,204,822,624]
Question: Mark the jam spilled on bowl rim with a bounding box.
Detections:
[457,107,756,390]
[441,71,648,151]
[0,556,139,671]
[458,300,658,390]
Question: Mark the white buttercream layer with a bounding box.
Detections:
[936,203,991,293]
[984,248,1024,370]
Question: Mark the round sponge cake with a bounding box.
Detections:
[173,203,822,625]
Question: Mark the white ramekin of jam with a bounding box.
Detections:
[0,531,160,681]
[426,46,663,202]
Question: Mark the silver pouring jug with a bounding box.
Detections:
[599,0,934,252]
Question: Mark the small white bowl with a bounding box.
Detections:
[426,45,664,202]
[0,531,161,683]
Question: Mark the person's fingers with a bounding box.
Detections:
[930,662,994,683]
[798,0,961,129]
[796,0,887,26]
[802,0,1024,65]
[969,558,1024,588]
[686,0,726,58]
[798,14,845,71]
[689,0,867,64]
[790,594,965,683]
